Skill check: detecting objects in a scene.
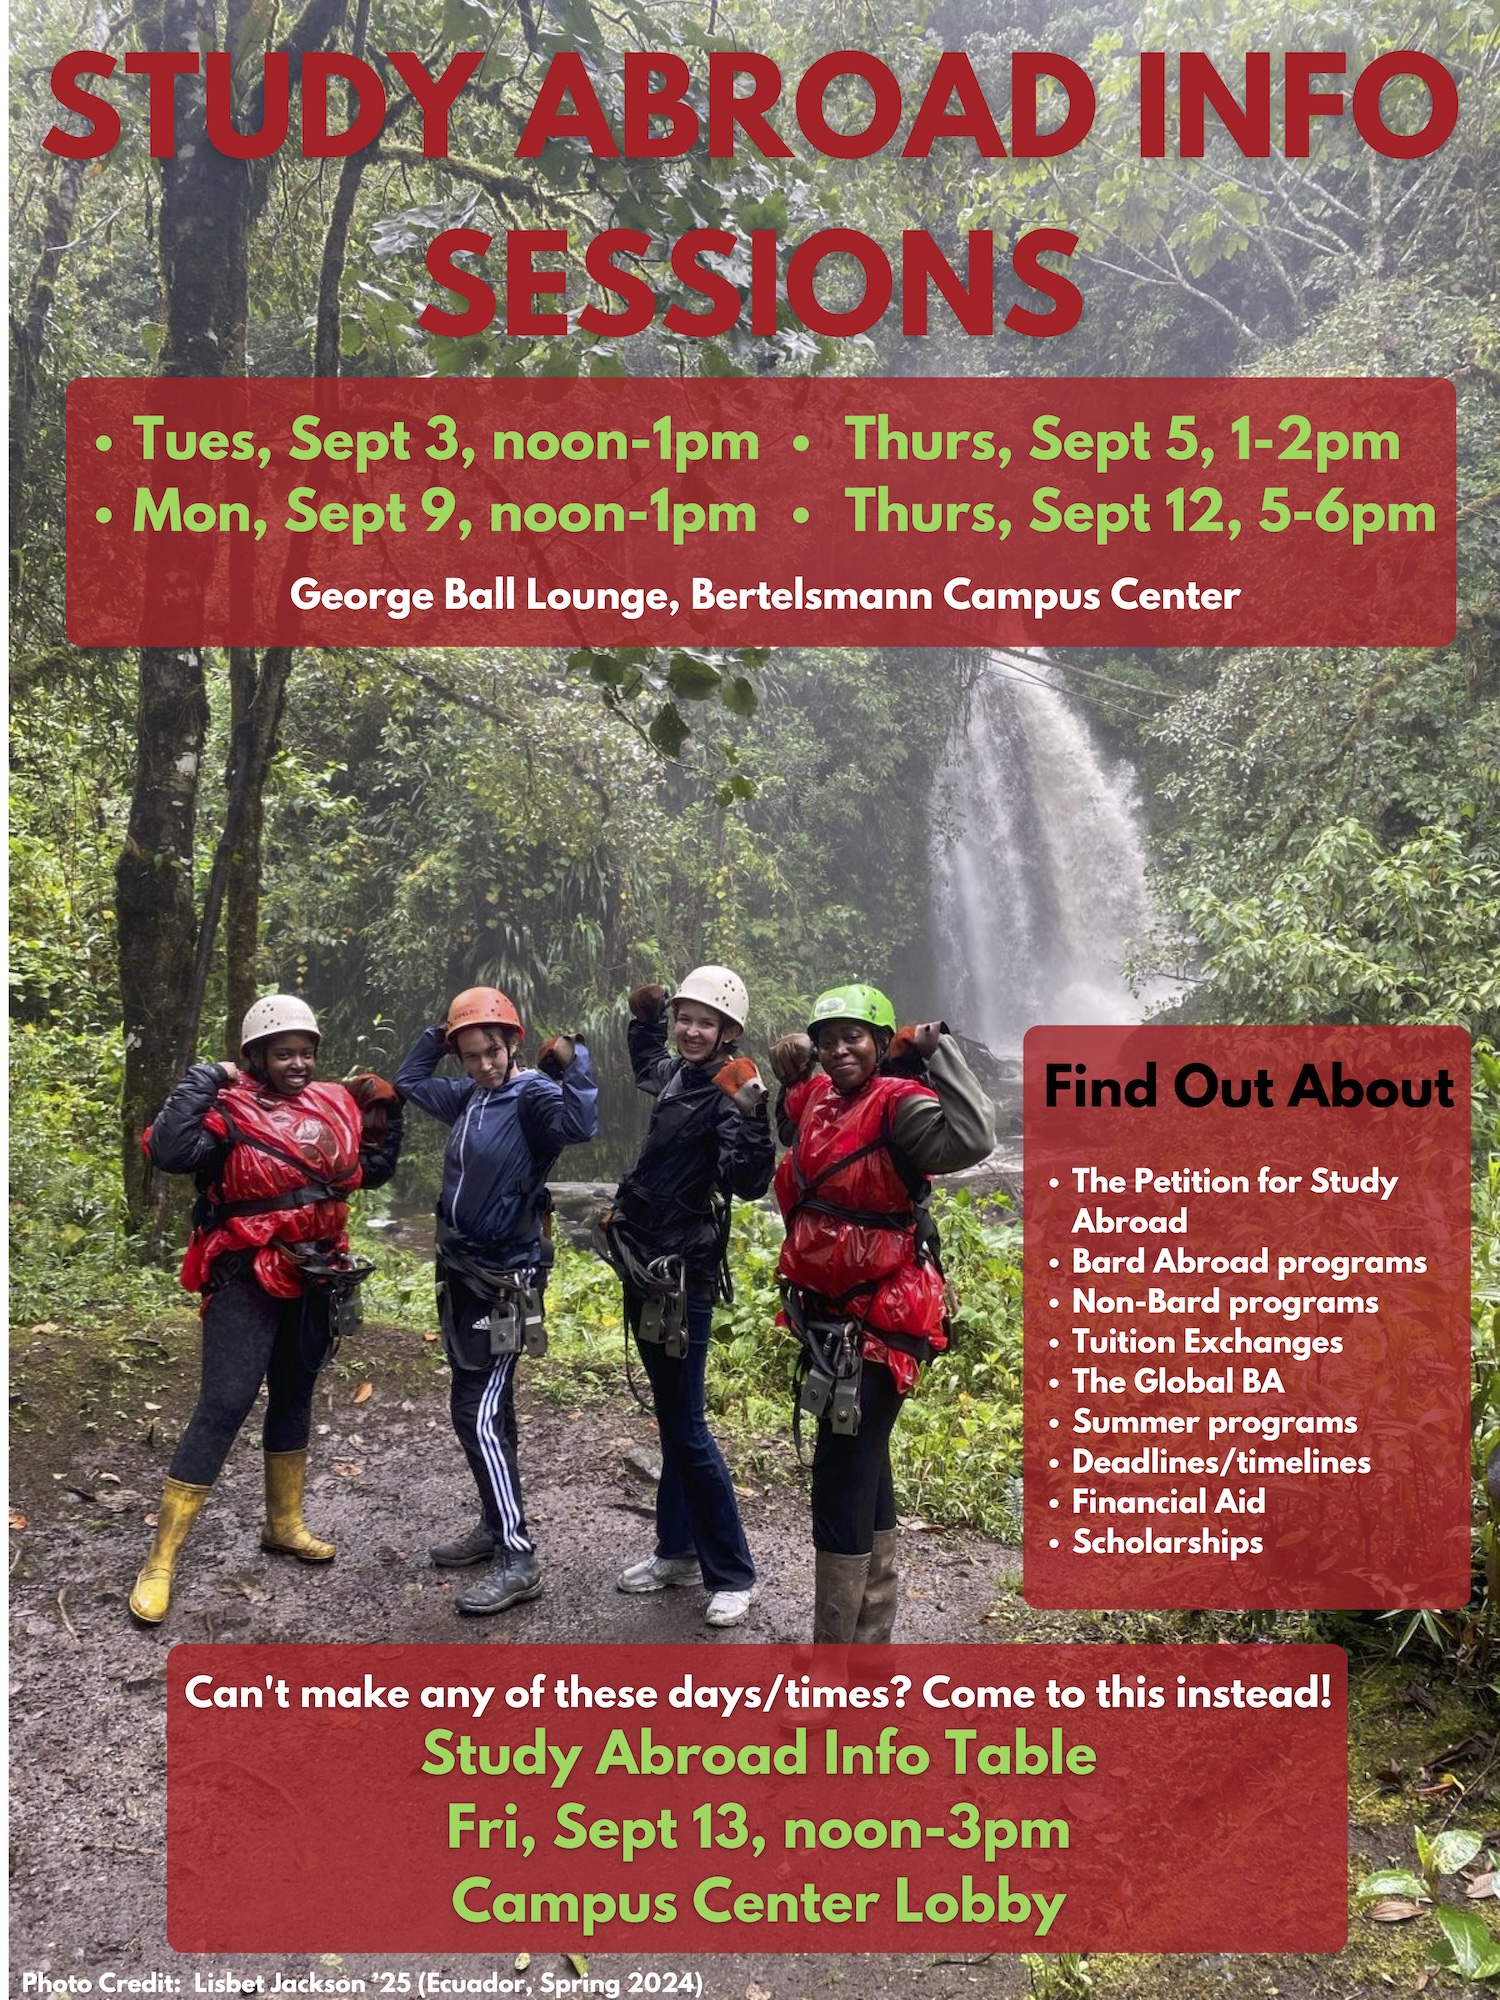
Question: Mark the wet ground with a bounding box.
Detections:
[5,1310,1469,1999]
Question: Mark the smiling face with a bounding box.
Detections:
[253,1032,319,1096]
[673,998,728,1065]
[814,1019,880,1094]
[455,1023,520,1091]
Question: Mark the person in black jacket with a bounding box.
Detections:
[602,965,772,1627]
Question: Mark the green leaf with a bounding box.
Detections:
[666,653,722,700]
[1432,1831,1485,1877]
[647,704,691,758]
[1435,1904,1500,1978]
[719,674,758,717]
[1355,1870,1428,1901]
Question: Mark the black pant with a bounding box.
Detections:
[809,1361,903,1555]
[442,1271,533,1554]
[169,1275,325,1485]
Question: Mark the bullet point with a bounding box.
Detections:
[95,434,112,451]
[1049,1379,1059,1388]
[1049,1498,1059,1508]
[1049,1418,1059,1428]
[1049,1257,1059,1268]
[95,506,112,523]
[792,506,810,523]
[1048,1538,1059,1548]
[1049,1458,1058,1468]
[1049,1298,1059,1308]
[1049,1177,1058,1188]
[1049,1338,1058,1347]
[793,434,810,451]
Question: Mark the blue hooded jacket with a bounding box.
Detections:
[395,1025,598,1266]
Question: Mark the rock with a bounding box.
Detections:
[546,1181,617,1246]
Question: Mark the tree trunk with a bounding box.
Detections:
[116,646,211,1223]
[117,0,250,1229]
[223,645,295,1042]
[119,0,349,1226]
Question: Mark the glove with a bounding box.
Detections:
[769,1032,816,1086]
[346,1072,400,1108]
[346,1071,400,1144]
[537,1034,576,1079]
[883,1022,946,1077]
[913,1020,946,1058]
[628,983,668,1023]
[715,1057,767,1115]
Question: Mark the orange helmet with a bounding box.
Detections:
[445,985,524,1048]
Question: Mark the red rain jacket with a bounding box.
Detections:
[775,1071,946,1385]
[178,1078,364,1298]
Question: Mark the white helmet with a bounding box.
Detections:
[669,965,748,1035]
[240,993,321,1057]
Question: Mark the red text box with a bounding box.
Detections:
[167,1643,1347,1954]
[68,377,1454,647]
[1023,1026,1472,1609]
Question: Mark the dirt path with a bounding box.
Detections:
[5,1315,1430,1999]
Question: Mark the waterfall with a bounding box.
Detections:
[929,650,1169,1057]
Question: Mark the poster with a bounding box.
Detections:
[10,3,1499,1997]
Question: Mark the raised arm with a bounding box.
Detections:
[627,1013,674,1096]
[393,1024,472,1125]
[519,1040,600,1153]
[143,1062,233,1175]
[889,1035,996,1177]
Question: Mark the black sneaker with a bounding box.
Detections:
[455,1549,544,1616]
[430,1521,496,1567]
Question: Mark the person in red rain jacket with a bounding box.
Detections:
[127,995,402,1624]
[771,984,994,1647]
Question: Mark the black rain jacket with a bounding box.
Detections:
[611,1017,775,1289]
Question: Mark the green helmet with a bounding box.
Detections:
[807,984,897,1039]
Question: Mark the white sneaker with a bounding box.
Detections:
[705,1587,756,1628]
[617,1553,701,1594]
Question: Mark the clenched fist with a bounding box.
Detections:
[716,1057,768,1115]
[769,1032,816,1085]
[628,983,668,1023]
[538,1033,577,1078]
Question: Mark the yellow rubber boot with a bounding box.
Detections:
[261,1449,336,1562]
[129,1478,211,1623]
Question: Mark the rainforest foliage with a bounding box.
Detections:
[9,0,1500,1557]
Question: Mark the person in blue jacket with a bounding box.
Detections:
[396,984,598,1616]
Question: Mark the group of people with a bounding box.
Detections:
[130,969,994,1643]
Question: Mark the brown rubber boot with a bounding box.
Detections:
[813,1550,871,1644]
[853,1527,899,1644]
[129,1478,211,1623]
[261,1449,336,1561]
